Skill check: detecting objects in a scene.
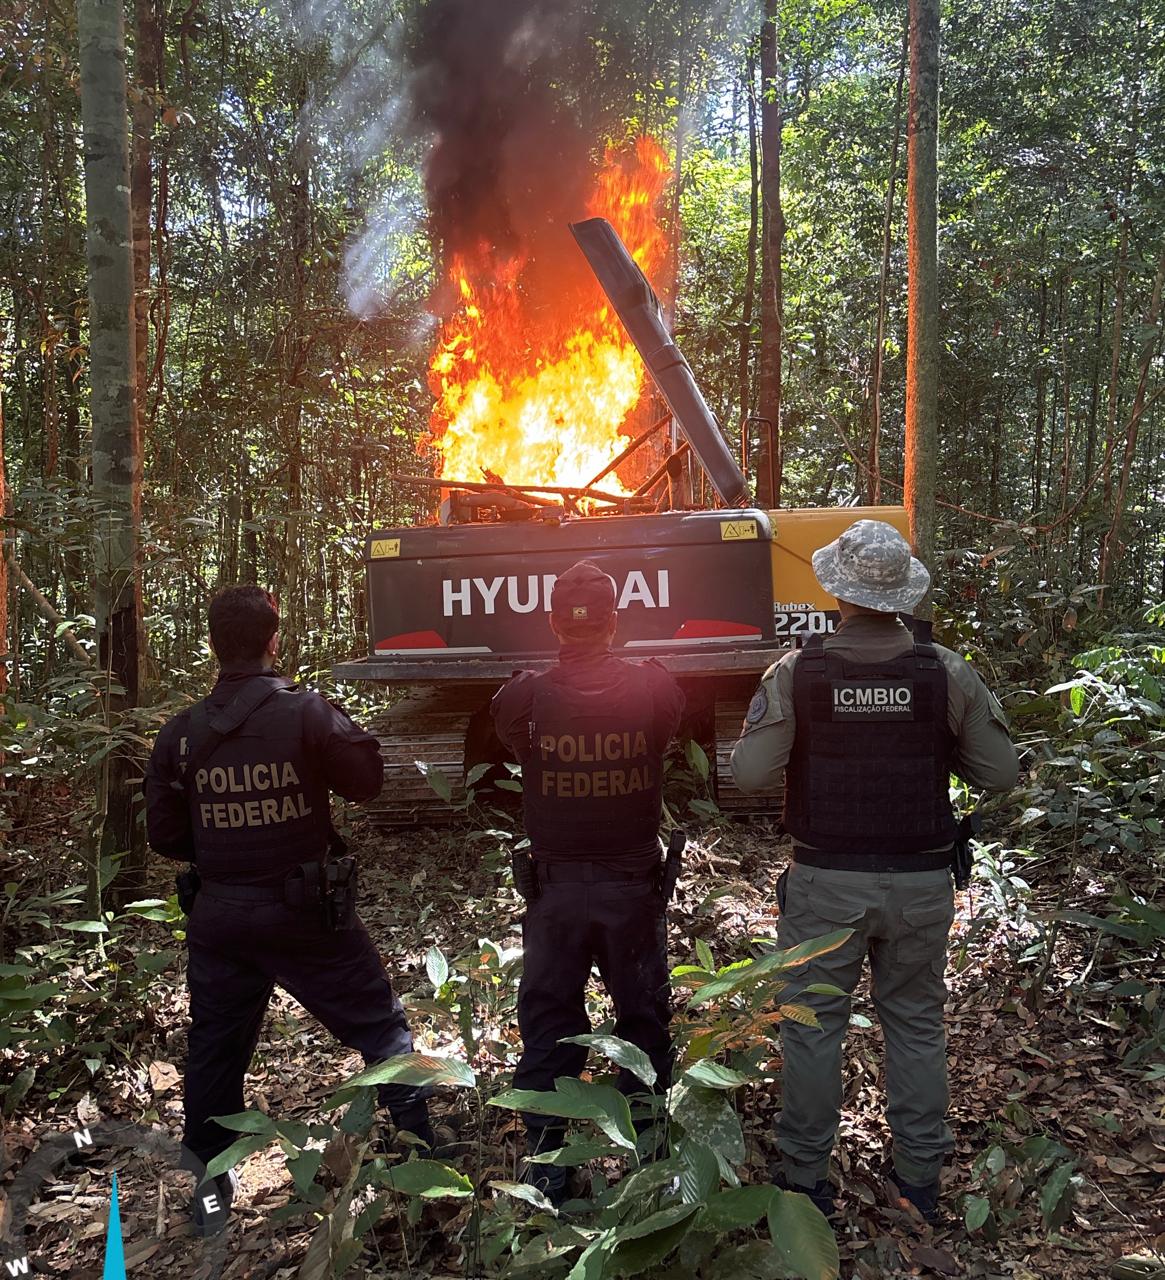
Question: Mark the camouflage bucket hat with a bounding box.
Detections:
[811,519,931,613]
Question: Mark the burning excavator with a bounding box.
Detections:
[335,142,907,823]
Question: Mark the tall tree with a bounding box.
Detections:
[1099,245,1165,601]
[903,0,940,617]
[77,0,144,898]
[867,26,908,506]
[737,51,760,468]
[0,362,7,702]
[756,0,784,506]
[130,0,162,425]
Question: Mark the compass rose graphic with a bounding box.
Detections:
[3,1121,228,1280]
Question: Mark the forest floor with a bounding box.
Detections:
[5,817,1165,1280]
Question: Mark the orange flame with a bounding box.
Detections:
[423,137,671,493]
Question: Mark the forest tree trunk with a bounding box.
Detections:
[0,366,7,702]
[1098,245,1165,604]
[130,0,160,425]
[737,51,759,473]
[868,25,908,506]
[756,0,784,506]
[903,0,940,618]
[78,0,144,904]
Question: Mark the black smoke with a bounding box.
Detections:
[405,0,620,303]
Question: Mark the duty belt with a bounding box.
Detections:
[791,845,954,873]
[537,860,653,884]
[200,881,290,902]
[199,861,357,932]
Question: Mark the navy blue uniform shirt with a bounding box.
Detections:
[145,663,383,885]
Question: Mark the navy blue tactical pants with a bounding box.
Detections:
[183,893,418,1164]
[514,875,672,1136]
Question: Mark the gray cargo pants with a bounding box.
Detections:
[776,861,955,1188]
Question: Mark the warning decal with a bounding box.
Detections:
[370,538,401,559]
[720,519,758,541]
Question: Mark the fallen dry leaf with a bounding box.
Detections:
[148,1061,181,1093]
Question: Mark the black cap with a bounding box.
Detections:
[550,560,617,632]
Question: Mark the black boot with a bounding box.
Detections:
[191,1168,238,1237]
[773,1169,836,1217]
[390,1099,436,1153]
[896,1178,940,1223]
[522,1127,569,1207]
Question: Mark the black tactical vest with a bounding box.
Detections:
[783,635,958,854]
[521,666,665,859]
[181,681,332,881]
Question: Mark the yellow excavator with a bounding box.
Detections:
[334,219,908,823]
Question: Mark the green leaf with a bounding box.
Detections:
[567,1235,615,1280]
[287,1148,324,1196]
[703,1240,786,1279]
[685,739,710,781]
[609,1158,685,1210]
[678,1140,720,1204]
[465,761,492,788]
[608,1202,700,1277]
[212,1110,276,1135]
[135,949,177,974]
[415,760,452,801]
[274,1119,312,1147]
[802,983,848,997]
[669,1082,744,1164]
[777,1003,821,1028]
[491,1080,637,1149]
[683,1060,750,1090]
[1040,1162,1076,1230]
[339,1086,377,1135]
[509,1226,596,1273]
[61,919,109,933]
[204,1132,270,1180]
[767,1188,840,1280]
[382,1159,474,1198]
[767,930,855,971]
[425,944,449,988]
[696,1185,778,1232]
[685,932,853,1010]
[3,1067,36,1116]
[964,1194,991,1231]
[325,1052,475,1107]
[560,1033,657,1087]
[490,1179,559,1215]
[525,1140,621,1166]
[695,939,715,971]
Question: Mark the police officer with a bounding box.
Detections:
[145,586,433,1233]
[731,520,1018,1222]
[491,560,685,1204]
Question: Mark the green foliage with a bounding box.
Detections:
[963,1131,1081,1240]
[0,867,184,1077]
[1006,623,1165,860]
[406,935,524,1065]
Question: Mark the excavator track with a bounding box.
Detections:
[366,686,495,826]
[366,686,782,827]
[713,697,783,816]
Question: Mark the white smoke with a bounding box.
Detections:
[274,0,432,318]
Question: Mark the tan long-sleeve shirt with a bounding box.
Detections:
[730,613,1019,796]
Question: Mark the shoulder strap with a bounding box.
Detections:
[799,633,827,669]
[912,642,940,670]
[179,679,293,793]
